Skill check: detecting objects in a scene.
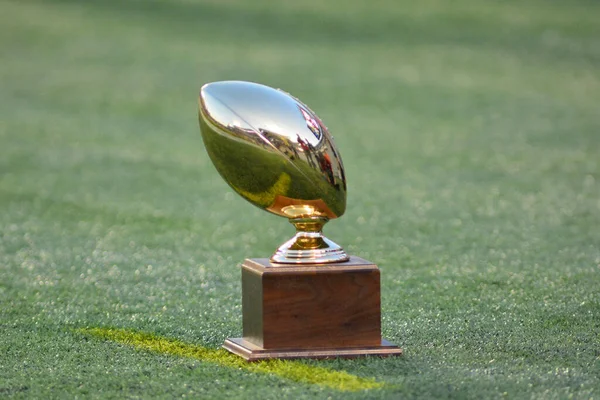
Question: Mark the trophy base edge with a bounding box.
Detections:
[223,337,403,362]
[270,235,350,264]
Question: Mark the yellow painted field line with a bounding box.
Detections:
[77,327,384,392]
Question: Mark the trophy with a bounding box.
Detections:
[198,81,402,360]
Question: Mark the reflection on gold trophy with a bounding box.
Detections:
[199,81,402,360]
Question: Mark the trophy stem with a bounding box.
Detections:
[270,217,350,265]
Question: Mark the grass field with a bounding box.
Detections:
[1,0,600,398]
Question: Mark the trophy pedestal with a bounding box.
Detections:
[223,257,402,361]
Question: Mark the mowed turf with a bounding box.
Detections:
[1,0,599,398]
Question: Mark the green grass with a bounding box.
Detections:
[1,0,599,398]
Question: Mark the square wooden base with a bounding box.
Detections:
[223,256,402,361]
[223,337,402,361]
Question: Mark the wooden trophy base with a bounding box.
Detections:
[224,338,401,361]
[223,257,402,361]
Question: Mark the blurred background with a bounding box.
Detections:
[1,0,599,397]
[3,0,598,252]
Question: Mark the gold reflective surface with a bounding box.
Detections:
[198,81,349,264]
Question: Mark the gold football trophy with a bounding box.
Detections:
[198,81,402,360]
